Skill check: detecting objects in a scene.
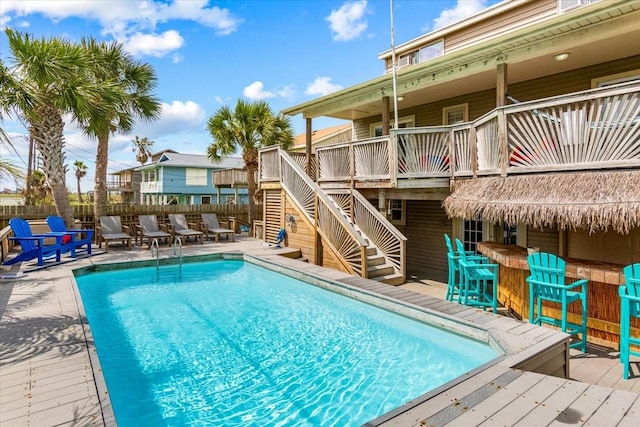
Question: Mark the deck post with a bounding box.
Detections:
[498,108,508,177]
[305,117,313,176]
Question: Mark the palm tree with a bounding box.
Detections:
[0,128,25,188]
[207,100,294,222]
[132,135,154,165]
[74,160,88,203]
[80,38,160,222]
[1,29,117,226]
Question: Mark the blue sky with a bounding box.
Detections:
[0,0,498,191]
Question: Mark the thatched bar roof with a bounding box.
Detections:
[443,170,640,234]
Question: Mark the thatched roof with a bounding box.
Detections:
[443,170,640,234]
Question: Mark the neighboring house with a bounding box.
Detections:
[259,0,640,291]
[137,151,248,205]
[108,167,141,204]
[291,123,353,152]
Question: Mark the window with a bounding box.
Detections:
[185,168,208,186]
[463,217,483,253]
[225,195,236,204]
[418,40,443,64]
[387,199,405,226]
[559,0,600,13]
[591,69,640,88]
[201,196,211,205]
[370,115,415,137]
[443,103,469,125]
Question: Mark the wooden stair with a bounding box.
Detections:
[364,245,404,286]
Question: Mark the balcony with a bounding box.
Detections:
[106,181,132,191]
[213,169,256,187]
[260,81,639,187]
[140,181,160,192]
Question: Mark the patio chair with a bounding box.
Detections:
[46,215,93,255]
[200,213,235,243]
[138,215,171,248]
[98,216,132,251]
[527,252,588,353]
[620,263,640,379]
[455,239,498,313]
[3,217,72,266]
[168,214,203,243]
[444,234,478,302]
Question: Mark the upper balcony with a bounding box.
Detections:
[213,169,256,187]
[262,82,640,188]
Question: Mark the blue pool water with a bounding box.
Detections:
[75,260,497,426]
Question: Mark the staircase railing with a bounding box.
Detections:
[275,148,368,277]
[326,189,407,281]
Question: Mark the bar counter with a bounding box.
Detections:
[477,242,634,346]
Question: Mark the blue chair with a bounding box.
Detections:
[456,239,498,313]
[444,234,481,302]
[3,218,71,266]
[620,263,640,379]
[47,215,93,256]
[527,252,588,353]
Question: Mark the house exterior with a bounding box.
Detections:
[258,0,640,344]
[136,151,249,205]
[108,167,141,204]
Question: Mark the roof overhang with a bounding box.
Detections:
[442,170,640,234]
[282,0,640,121]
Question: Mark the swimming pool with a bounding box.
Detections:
[75,259,497,426]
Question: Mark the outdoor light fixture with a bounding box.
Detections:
[397,96,405,102]
[554,52,569,61]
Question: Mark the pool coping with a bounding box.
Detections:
[69,251,570,426]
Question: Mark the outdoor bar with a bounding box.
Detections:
[477,241,634,347]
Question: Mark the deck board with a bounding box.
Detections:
[547,384,614,426]
[583,389,640,426]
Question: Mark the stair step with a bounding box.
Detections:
[367,255,386,267]
[296,257,308,263]
[371,273,405,286]
[367,263,395,278]
[366,246,377,256]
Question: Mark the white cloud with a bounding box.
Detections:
[431,0,489,31]
[306,77,342,96]
[122,30,184,57]
[243,81,275,100]
[132,100,207,139]
[326,0,369,42]
[0,1,242,57]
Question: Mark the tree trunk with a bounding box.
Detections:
[246,163,257,223]
[31,105,74,227]
[77,177,83,203]
[93,133,109,224]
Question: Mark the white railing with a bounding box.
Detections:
[140,181,160,192]
[326,189,406,280]
[353,137,391,181]
[396,127,451,178]
[317,143,351,182]
[300,81,640,183]
[277,149,368,277]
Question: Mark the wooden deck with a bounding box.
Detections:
[1,237,638,426]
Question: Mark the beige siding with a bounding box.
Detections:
[568,228,640,265]
[445,0,557,52]
[404,200,450,281]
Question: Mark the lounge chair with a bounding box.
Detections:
[138,215,171,248]
[168,214,203,243]
[98,216,132,251]
[200,213,235,242]
[46,215,93,255]
[3,217,72,266]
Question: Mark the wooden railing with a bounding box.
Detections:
[306,81,640,184]
[288,152,317,180]
[275,148,368,277]
[258,146,281,182]
[213,169,255,186]
[326,189,406,280]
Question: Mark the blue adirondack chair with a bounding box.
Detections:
[455,239,498,313]
[444,234,480,302]
[620,263,640,379]
[46,215,93,255]
[3,218,72,266]
[527,252,588,353]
